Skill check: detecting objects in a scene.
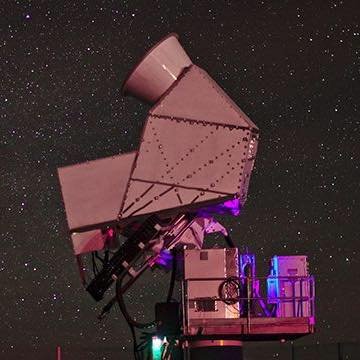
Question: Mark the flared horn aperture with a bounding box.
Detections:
[121,33,192,104]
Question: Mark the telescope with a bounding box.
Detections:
[57,34,315,360]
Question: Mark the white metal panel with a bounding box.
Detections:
[122,33,192,104]
[132,116,251,196]
[184,248,239,279]
[120,180,225,219]
[151,65,257,129]
[71,230,104,255]
[187,280,239,320]
[275,256,308,277]
[58,152,136,231]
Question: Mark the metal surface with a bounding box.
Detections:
[58,34,258,254]
[54,33,318,360]
[119,115,256,220]
[184,249,240,321]
[186,339,243,348]
[151,65,257,129]
[57,152,136,232]
[184,248,238,279]
[151,217,229,253]
[183,273,315,338]
[184,339,244,360]
[186,280,240,320]
[122,33,192,104]
[185,317,314,338]
[59,34,258,249]
[267,256,311,317]
[271,256,309,277]
[71,230,105,255]
[182,251,314,339]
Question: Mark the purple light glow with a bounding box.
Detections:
[198,198,241,216]
[155,249,173,270]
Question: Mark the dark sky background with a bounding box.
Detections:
[1,1,359,359]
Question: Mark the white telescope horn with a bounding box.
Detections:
[121,33,192,104]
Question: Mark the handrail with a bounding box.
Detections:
[183,275,315,322]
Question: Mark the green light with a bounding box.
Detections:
[152,337,163,360]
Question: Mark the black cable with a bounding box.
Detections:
[94,251,105,264]
[115,274,155,329]
[138,331,155,360]
[104,249,109,264]
[218,277,241,305]
[166,250,177,303]
[115,274,159,359]
[91,253,99,276]
[129,322,140,360]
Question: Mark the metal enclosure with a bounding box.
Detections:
[267,256,312,317]
[184,248,240,321]
[57,34,258,256]
[55,33,316,359]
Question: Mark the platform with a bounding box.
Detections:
[185,316,315,340]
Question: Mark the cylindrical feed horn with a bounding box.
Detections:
[121,33,192,104]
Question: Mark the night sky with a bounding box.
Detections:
[1,1,359,359]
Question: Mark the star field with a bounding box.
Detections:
[1,1,359,359]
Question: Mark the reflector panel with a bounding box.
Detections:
[151,65,257,129]
[58,153,136,231]
[130,116,251,196]
[120,179,226,219]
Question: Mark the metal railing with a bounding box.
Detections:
[183,275,315,320]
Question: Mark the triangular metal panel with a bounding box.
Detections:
[175,187,222,206]
[58,152,136,231]
[130,116,251,196]
[120,179,227,219]
[121,181,173,218]
[150,65,257,129]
